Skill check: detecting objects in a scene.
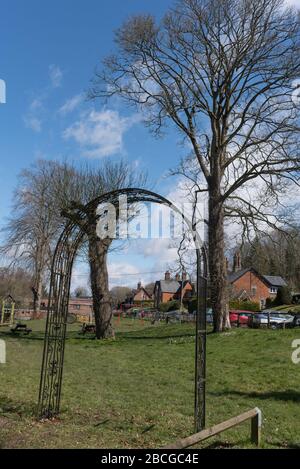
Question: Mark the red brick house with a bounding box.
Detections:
[228,264,287,309]
[132,282,152,302]
[153,271,194,308]
[40,297,94,322]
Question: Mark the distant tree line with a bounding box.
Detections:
[0,267,43,308]
[240,229,300,291]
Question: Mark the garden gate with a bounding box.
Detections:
[37,188,208,432]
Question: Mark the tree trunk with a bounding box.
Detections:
[88,234,114,339]
[208,191,230,332]
[32,253,44,319]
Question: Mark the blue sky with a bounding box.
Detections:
[0,0,190,290]
[1,0,298,291]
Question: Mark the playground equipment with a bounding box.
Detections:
[0,295,15,327]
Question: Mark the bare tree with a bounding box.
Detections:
[90,0,300,331]
[1,159,147,338]
[53,160,147,339]
[110,286,132,305]
[74,286,89,298]
[0,161,60,316]
[0,267,35,307]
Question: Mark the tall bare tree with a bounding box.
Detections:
[90,0,300,331]
[1,159,146,338]
[53,160,147,339]
[0,161,60,315]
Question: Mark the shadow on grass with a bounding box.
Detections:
[210,389,300,403]
[270,441,300,449]
[0,395,36,418]
[1,322,209,343]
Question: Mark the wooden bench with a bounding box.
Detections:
[10,323,32,335]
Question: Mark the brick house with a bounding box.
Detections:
[228,254,287,309]
[153,271,194,308]
[40,297,94,323]
[132,282,152,302]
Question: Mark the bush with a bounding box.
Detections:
[187,297,197,314]
[186,297,211,314]
[159,300,180,312]
[229,299,260,312]
[274,286,292,306]
[265,297,274,308]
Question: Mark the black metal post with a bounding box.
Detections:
[194,248,207,432]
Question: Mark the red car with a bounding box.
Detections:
[229,310,253,326]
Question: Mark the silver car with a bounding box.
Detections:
[252,312,294,329]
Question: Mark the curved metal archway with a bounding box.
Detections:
[37,188,208,432]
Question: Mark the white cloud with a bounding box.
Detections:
[49,64,63,88]
[58,93,84,115]
[108,261,141,288]
[285,0,299,6]
[63,109,139,158]
[23,115,42,132]
[29,97,43,111]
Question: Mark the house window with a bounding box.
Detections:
[270,287,277,294]
[251,285,257,296]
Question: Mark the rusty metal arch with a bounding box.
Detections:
[37,188,208,432]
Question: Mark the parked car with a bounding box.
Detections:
[206,309,214,324]
[250,313,269,328]
[165,310,183,323]
[268,313,294,329]
[251,312,294,329]
[229,310,253,326]
[192,308,213,324]
[293,314,300,327]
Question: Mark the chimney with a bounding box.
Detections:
[165,271,171,281]
[182,271,187,282]
[137,281,141,290]
[175,273,180,281]
[233,251,241,272]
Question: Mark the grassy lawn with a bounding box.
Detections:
[272,304,300,313]
[0,318,300,449]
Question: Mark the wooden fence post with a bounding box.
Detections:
[251,407,262,447]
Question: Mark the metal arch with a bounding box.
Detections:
[37,188,208,432]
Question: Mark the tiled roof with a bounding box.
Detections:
[227,268,251,283]
[227,268,287,288]
[159,280,181,293]
[262,275,287,287]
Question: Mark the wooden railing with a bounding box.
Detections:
[162,407,262,449]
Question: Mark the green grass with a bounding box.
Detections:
[1,318,300,449]
[272,304,300,313]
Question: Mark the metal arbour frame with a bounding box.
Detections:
[37,188,208,431]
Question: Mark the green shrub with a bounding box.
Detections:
[274,286,292,306]
[186,297,211,313]
[229,299,260,312]
[187,297,197,314]
[265,297,274,308]
[159,300,180,312]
